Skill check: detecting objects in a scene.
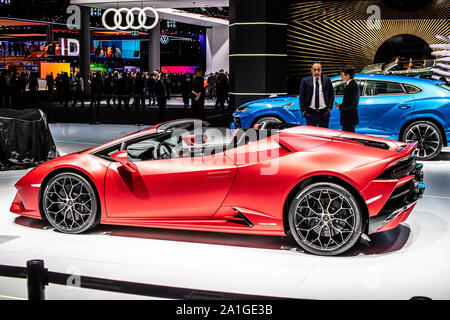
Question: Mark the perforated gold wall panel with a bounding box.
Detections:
[287,0,450,78]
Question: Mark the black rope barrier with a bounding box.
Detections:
[0,260,290,300]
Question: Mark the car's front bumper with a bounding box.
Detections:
[231,115,241,129]
[10,188,41,219]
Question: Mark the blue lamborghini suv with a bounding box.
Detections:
[231,74,450,160]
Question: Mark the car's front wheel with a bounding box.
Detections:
[41,172,99,234]
[402,121,443,160]
[253,116,283,129]
[288,182,363,256]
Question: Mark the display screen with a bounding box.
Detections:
[90,63,108,73]
[40,62,70,78]
[161,66,199,74]
[93,40,140,59]
[123,66,140,74]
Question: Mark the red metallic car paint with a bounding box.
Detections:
[11,153,110,220]
[10,125,420,237]
[362,176,414,217]
[104,154,237,218]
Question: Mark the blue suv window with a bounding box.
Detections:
[403,84,422,94]
[332,80,365,97]
[364,80,405,96]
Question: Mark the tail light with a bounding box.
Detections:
[377,150,422,181]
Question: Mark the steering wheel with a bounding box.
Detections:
[156,142,174,159]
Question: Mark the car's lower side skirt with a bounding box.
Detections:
[101,206,285,236]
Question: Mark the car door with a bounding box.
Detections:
[104,133,237,218]
[355,80,416,138]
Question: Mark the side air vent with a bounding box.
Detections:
[230,208,254,227]
[344,138,390,150]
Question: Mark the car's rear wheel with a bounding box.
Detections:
[288,182,363,256]
[402,121,442,160]
[253,116,283,129]
[42,172,99,234]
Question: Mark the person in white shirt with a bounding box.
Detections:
[299,62,335,128]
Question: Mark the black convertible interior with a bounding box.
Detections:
[94,127,282,162]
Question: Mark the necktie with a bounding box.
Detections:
[315,78,320,110]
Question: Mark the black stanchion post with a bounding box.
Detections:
[26,259,48,300]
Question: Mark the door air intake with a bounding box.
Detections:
[343,138,390,150]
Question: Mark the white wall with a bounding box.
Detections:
[206,25,229,74]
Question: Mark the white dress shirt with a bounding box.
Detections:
[309,77,327,110]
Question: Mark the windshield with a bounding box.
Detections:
[155,119,210,133]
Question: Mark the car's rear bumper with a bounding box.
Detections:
[366,160,425,234]
[368,180,425,234]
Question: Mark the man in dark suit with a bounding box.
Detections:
[190,68,205,120]
[154,72,170,122]
[89,72,104,124]
[334,66,360,132]
[214,70,227,112]
[299,62,335,128]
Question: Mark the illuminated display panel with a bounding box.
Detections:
[40,62,70,78]
[93,40,140,59]
[161,66,199,74]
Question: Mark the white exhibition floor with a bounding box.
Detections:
[0,123,450,300]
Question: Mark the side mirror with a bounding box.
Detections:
[110,150,138,173]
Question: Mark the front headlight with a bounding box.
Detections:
[236,106,252,113]
[283,102,295,110]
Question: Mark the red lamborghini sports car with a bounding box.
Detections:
[10,120,425,255]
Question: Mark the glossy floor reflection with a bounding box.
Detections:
[12,214,411,255]
[0,123,449,300]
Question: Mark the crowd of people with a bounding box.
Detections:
[0,41,34,57]
[0,70,39,108]
[42,68,230,124]
[0,65,232,124]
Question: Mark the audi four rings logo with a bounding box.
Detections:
[102,7,159,30]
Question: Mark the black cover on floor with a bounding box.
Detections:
[0,109,59,170]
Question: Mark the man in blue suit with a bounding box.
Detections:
[299,62,335,128]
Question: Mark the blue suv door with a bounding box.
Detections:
[331,79,415,139]
[356,80,415,139]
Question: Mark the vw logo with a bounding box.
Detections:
[102,7,159,31]
[160,35,169,45]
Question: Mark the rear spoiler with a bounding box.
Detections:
[385,142,419,166]
[395,142,418,156]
